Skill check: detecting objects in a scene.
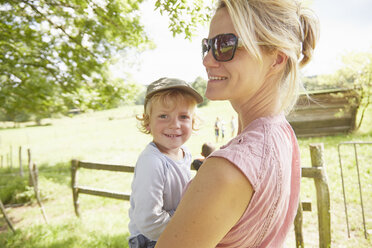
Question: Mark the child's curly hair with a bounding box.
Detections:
[137,89,200,134]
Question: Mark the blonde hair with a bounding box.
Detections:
[217,0,319,113]
[137,89,199,134]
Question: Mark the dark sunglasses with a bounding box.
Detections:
[202,33,243,62]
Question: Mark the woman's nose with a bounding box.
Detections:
[203,49,219,68]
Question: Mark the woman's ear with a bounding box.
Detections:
[271,51,288,69]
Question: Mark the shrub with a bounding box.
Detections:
[0,175,34,205]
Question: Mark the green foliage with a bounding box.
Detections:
[0,175,33,204]
[191,76,209,107]
[0,0,150,123]
[325,52,371,130]
[0,0,208,123]
[134,85,146,105]
[155,0,213,39]
[345,51,372,129]
[302,75,336,91]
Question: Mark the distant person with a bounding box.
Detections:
[230,116,237,137]
[156,0,319,247]
[220,118,226,141]
[214,117,221,143]
[128,77,203,248]
[191,142,216,171]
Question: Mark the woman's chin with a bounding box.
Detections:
[206,95,221,101]
[205,91,225,101]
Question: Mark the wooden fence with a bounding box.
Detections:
[287,88,360,137]
[70,160,134,217]
[0,148,48,231]
[0,145,24,177]
[71,143,330,248]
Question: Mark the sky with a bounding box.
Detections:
[111,0,372,85]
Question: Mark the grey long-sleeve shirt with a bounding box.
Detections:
[128,142,192,241]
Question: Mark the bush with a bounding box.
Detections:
[0,175,34,205]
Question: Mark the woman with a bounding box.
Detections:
[156,0,319,247]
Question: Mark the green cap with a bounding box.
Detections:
[145,77,203,104]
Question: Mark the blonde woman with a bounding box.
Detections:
[156,0,319,247]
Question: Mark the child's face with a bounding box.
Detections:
[148,100,194,155]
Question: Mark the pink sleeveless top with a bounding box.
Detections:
[210,114,301,248]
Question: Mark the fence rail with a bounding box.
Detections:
[70,159,133,217]
[77,161,134,172]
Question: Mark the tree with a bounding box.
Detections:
[155,0,212,39]
[191,76,209,107]
[0,0,211,123]
[343,51,372,130]
[316,51,372,130]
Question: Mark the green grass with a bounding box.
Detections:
[0,101,371,247]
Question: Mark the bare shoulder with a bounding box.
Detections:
[155,156,253,248]
[190,156,254,214]
[198,156,250,185]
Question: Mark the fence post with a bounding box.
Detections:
[0,199,15,233]
[309,143,331,248]
[71,159,80,217]
[27,149,33,186]
[19,146,23,177]
[294,200,304,248]
[28,161,48,224]
[9,145,12,169]
[33,163,39,188]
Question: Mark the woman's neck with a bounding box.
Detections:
[231,81,281,134]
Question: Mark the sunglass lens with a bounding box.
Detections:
[202,39,209,59]
[202,34,238,62]
[214,34,237,61]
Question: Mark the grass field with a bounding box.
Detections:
[0,100,371,247]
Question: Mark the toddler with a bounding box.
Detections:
[128,77,203,248]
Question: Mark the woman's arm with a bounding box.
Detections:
[155,157,254,248]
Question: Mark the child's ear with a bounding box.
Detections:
[146,125,151,133]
